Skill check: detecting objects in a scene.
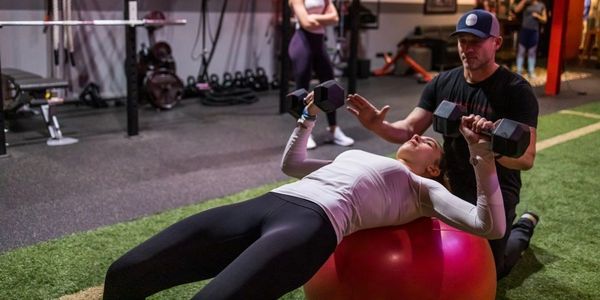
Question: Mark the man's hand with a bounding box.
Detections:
[346,94,390,131]
[459,114,494,145]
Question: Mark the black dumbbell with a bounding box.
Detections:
[313,80,345,112]
[285,80,345,119]
[286,88,309,119]
[433,100,531,158]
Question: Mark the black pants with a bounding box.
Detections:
[453,184,535,280]
[493,204,536,280]
[103,193,337,300]
[289,28,337,126]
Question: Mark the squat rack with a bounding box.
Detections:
[0,0,186,157]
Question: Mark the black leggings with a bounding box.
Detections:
[492,204,536,279]
[452,186,535,279]
[103,193,337,300]
[289,28,337,126]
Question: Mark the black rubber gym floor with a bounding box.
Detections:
[2,70,600,252]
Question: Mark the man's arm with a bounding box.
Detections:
[500,77,539,171]
[496,127,536,170]
[346,94,433,144]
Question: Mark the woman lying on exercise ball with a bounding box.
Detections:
[103,95,505,300]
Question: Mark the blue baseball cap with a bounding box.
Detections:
[450,10,500,39]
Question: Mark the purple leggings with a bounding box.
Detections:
[289,28,337,126]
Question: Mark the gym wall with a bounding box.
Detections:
[0,0,473,99]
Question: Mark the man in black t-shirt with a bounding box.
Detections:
[347,9,539,279]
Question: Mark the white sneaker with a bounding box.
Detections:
[307,134,317,150]
[328,126,354,147]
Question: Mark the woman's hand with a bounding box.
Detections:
[304,92,320,116]
[459,114,494,145]
[302,15,321,31]
[289,0,322,31]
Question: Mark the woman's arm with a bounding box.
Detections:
[512,0,528,14]
[280,115,333,179]
[289,0,321,31]
[308,1,339,27]
[419,142,506,239]
[417,115,506,239]
[532,7,547,24]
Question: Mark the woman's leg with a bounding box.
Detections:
[516,43,526,75]
[312,35,353,145]
[308,32,338,127]
[526,31,539,78]
[527,45,538,78]
[193,197,337,300]
[103,194,283,299]
[289,29,313,91]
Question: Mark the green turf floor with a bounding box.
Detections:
[1,102,600,300]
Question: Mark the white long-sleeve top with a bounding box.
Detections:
[272,119,506,243]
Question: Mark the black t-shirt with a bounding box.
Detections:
[418,66,538,209]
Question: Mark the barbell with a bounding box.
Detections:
[0,19,186,27]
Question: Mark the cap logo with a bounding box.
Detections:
[465,14,478,26]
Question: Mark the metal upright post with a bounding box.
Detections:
[347,0,360,94]
[279,0,291,114]
[124,0,139,136]
[0,28,7,156]
[545,0,569,96]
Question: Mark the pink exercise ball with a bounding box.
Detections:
[304,217,496,300]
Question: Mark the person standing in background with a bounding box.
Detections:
[512,0,547,79]
[289,0,355,149]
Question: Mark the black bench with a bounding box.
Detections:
[2,68,69,110]
[1,68,76,146]
[410,25,462,71]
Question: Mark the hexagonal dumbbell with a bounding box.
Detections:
[285,80,345,119]
[433,100,531,158]
[313,80,345,113]
[285,88,308,119]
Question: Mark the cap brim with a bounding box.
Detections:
[450,29,489,39]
